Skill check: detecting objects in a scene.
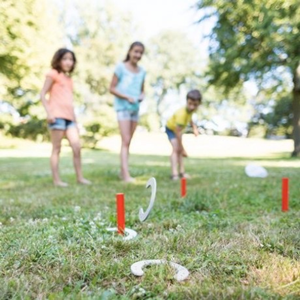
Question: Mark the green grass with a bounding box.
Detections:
[0,136,300,299]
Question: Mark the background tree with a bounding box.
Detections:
[248,88,293,138]
[0,0,62,112]
[197,0,300,156]
[145,30,203,119]
[0,0,134,144]
[71,0,135,146]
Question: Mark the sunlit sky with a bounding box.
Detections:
[111,0,210,58]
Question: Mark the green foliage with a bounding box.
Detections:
[0,0,62,107]
[145,31,203,115]
[247,125,267,138]
[0,121,5,131]
[82,121,118,149]
[1,0,207,143]
[0,0,131,144]
[197,0,300,151]
[79,103,118,148]
[249,93,293,138]
[6,118,49,141]
[265,96,293,137]
[197,0,300,89]
[139,113,161,132]
[73,1,134,99]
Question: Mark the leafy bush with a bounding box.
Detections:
[139,113,160,132]
[82,122,117,149]
[6,118,49,141]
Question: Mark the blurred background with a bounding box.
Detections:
[0,0,298,153]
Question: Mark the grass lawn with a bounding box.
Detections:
[0,133,300,299]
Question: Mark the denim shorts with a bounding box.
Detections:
[165,127,176,140]
[48,118,76,130]
[116,110,139,122]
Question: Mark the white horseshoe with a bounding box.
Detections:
[139,177,157,222]
[131,259,189,281]
[106,227,137,241]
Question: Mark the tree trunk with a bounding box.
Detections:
[291,66,300,157]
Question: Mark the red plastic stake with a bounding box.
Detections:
[282,178,289,212]
[181,178,187,198]
[116,193,125,234]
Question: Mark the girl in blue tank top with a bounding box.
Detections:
[109,42,146,182]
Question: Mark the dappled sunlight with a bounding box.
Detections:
[232,160,300,168]
[0,133,77,158]
[0,133,37,150]
[0,134,294,160]
[0,181,20,190]
[249,254,300,296]
[0,143,72,158]
[98,133,294,159]
[97,133,171,156]
[82,158,96,164]
[143,161,169,167]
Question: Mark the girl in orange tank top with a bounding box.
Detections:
[40,48,91,187]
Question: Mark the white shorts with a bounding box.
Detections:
[116,110,139,122]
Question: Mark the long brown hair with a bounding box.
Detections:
[124,42,145,62]
[51,48,77,73]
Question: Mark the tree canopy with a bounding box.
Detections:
[197,0,300,155]
[0,0,61,107]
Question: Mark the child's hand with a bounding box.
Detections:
[182,149,188,157]
[138,93,145,102]
[194,130,199,137]
[47,114,55,124]
[127,97,135,104]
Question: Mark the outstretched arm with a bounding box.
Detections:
[174,125,187,157]
[191,121,199,137]
[138,80,145,102]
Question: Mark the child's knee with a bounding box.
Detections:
[71,142,81,155]
[172,146,181,154]
[52,144,61,154]
[122,138,131,147]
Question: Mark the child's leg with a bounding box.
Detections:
[130,121,138,141]
[169,138,180,177]
[50,130,66,186]
[178,151,185,175]
[66,127,90,184]
[118,120,134,181]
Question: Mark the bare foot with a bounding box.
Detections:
[122,177,136,183]
[54,181,68,187]
[78,178,92,185]
[180,173,191,179]
[171,175,180,181]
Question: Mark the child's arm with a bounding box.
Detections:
[174,125,188,157]
[138,80,145,102]
[40,77,55,123]
[109,74,135,103]
[191,121,199,137]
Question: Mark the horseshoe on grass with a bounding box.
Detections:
[130,259,189,281]
[139,177,157,222]
[106,227,137,241]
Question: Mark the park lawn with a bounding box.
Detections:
[0,134,300,299]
